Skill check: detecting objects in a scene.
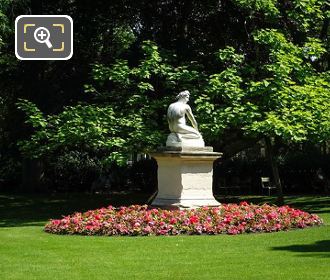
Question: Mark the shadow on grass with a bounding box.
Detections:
[283,197,330,215]
[0,192,150,228]
[271,240,330,258]
[1,192,329,228]
[216,195,330,214]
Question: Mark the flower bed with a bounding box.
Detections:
[44,202,323,236]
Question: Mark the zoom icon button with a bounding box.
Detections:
[15,15,73,60]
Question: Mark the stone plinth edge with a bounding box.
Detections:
[158,146,214,152]
[151,146,222,160]
[151,198,221,209]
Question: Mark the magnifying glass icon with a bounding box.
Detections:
[34,27,53,48]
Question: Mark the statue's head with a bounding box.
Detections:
[176,90,190,102]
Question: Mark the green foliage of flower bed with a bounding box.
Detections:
[45,203,323,236]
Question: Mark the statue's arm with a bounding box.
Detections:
[185,105,198,130]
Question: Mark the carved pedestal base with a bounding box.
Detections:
[150,147,222,209]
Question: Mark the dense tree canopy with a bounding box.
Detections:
[0,1,329,192]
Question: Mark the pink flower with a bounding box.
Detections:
[228,227,239,235]
[239,201,249,206]
[52,220,61,225]
[143,226,152,234]
[44,203,323,236]
[151,209,159,214]
[267,212,278,220]
[170,218,177,224]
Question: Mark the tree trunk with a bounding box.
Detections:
[265,137,284,205]
[320,18,329,40]
[21,158,44,192]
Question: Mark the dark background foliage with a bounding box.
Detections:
[0,0,329,195]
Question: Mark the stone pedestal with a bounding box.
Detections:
[150,147,222,209]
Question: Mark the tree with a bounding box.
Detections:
[0,0,144,186]
[2,0,329,194]
[196,30,330,203]
[17,41,205,165]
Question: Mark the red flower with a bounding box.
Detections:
[223,216,232,224]
[94,214,101,220]
[189,215,199,224]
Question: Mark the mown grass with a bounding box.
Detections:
[0,193,329,280]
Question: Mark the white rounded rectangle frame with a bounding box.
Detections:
[15,15,73,60]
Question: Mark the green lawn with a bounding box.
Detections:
[0,193,329,280]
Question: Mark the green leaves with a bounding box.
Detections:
[303,38,327,61]
[232,0,327,33]
[217,47,244,66]
[197,28,330,145]
[17,100,161,164]
[232,0,279,18]
[286,0,326,32]
[250,29,329,141]
[18,25,330,165]
[137,82,154,93]
[16,99,47,129]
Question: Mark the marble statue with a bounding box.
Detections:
[151,90,221,208]
[166,90,205,147]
